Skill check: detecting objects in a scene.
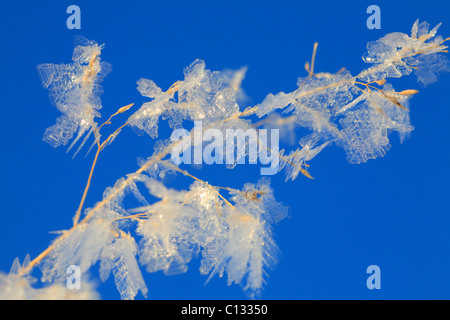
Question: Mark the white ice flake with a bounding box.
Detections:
[37,37,110,154]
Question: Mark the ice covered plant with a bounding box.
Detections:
[0,20,448,300]
[36,36,111,156]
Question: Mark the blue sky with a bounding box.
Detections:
[0,0,449,299]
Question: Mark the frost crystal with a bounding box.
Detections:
[37,37,110,153]
[204,179,287,298]
[360,20,449,83]
[128,59,242,139]
[106,237,148,300]
[254,20,448,170]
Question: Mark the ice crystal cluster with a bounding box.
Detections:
[0,20,448,299]
[36,37,110,154]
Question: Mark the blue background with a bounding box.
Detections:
[0,0,449,299]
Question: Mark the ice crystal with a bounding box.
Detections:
[128,59,243,139]
[37,37,110,153]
